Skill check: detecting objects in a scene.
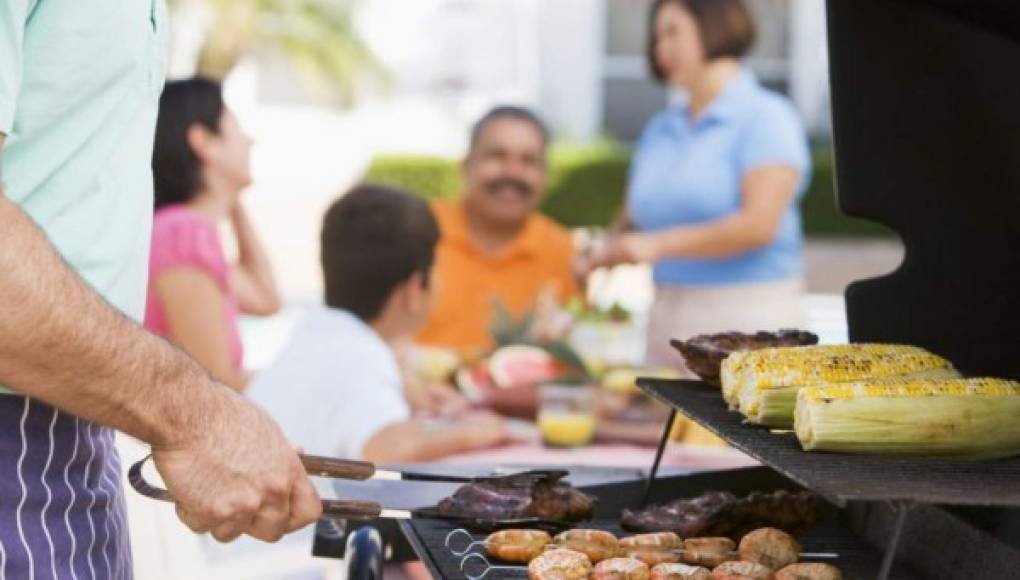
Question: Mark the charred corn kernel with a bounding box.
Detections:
[720,345,888,406]
[795,378,1020,460]
[720,344,957,427]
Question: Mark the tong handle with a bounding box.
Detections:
[321,498,383,521]
[301,454,376,480]
[129,454,382,520]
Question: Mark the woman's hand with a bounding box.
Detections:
[592,233,662,268]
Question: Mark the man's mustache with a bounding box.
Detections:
[484,177,532,197]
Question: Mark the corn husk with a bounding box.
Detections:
[795,378,1020,460]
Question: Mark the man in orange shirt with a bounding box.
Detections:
[417,107,577,353]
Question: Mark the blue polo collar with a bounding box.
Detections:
[664,68,759,131]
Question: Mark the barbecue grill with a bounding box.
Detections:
[337,0,1020,577]
[398,469,921,580]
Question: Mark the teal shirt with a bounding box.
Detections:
[0,0,169,394]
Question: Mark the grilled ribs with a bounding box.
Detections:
[671,329,819,385]
[436,472,596,523]
[621,490,822,540]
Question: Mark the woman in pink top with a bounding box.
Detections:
[146,78,281,391]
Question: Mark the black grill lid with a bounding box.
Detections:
[639,379,1020,508]
[827,0,1020,379]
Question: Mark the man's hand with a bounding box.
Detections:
[152,388,322,543]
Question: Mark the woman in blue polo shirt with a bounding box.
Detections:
[589,0,811,368]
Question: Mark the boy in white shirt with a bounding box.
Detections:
[247,184,510,461]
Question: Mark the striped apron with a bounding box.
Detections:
[0,395,131,579]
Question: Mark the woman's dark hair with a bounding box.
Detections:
[647,0,757,83]
[320,183,440,322]
[152,77,225,210]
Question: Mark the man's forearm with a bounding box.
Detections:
[0,192,224,448]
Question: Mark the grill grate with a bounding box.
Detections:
[638,378,1020,507]
[398,470,921,580]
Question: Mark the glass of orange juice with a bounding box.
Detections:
[537,384,597,448]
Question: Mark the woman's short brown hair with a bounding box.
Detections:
[647,0,757,82]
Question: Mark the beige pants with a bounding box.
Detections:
[646,277,806,371]
[646,277,805,446]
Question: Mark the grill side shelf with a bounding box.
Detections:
[637,378,1020,508]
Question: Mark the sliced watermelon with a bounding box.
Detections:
[454,361,494,400]
[488,345,570,389]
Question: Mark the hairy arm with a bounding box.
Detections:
[153,268,248,391]
[0,131,319,540]
[0,187,214,445]
[229,203,281,317]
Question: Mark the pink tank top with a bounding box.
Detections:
[144,205,244,372]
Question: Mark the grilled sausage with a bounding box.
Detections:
[738,528,800,571]
[592,558,651,580]
[484,529,552,564]
[553,529,620,563]
[650,562,713,580]
[619,532,684,566]
[711,560,773,580]
[528,548,592,580]
[682,537,736,568]
[774,563,843,580]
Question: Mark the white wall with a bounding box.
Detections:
[789,0,832,133]
[537,0,607,140]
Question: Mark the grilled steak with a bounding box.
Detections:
[437,472,596,523]
[620,490,822,540]
[671,330,819,385]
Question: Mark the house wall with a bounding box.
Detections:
[234,0,830,143]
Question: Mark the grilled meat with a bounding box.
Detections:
[711,560,773,580]
[436,472,596,523]
[485,529,552,563]
[553,529,619,563]
[619,532,684,566]
[671,330,818,385]
[528,548,592,580]
[738,528,800,571]
[774,563,843,580]
[592,558,651,580]
[621,491,736,537]
[680,537,736,569]
[620,490,822,540]
[651,563,712,580]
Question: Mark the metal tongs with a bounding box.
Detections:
[128,453,570,524]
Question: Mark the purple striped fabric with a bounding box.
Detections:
[0,395,132,579]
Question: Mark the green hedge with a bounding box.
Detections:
[543,142,631,227]
[363,155,461,201]
[363,142,892,237]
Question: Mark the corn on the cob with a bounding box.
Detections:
[720,344,957,428]
[720,345,904,407]
[795,378,1020,460]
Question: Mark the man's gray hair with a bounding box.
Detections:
[469,105,550,151]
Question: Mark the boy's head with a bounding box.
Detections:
[321,184,440,337]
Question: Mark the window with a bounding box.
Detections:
[601,0,795,140]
